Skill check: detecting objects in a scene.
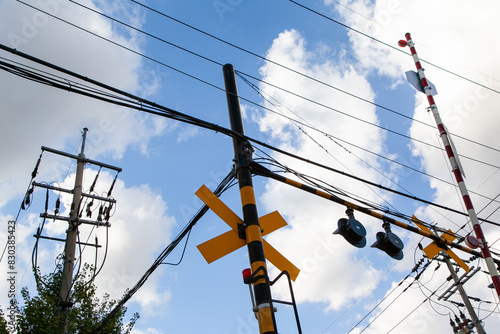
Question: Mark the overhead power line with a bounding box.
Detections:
[2,46,499,227]
[91,169,236,333]
[16,0,500,180]
[288,0,500,97]
[66,0,500,157]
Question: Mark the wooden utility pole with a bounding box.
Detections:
[223,64,277,334]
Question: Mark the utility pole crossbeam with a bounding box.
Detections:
[223,64,277,334]
[401,33,500,298]
[39,213,111,227]
[32,181,117,203]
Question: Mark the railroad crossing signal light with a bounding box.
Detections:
[371,221,404,260]
[412,215,469,272]
[333,208,367,248]
[195,185,300,281]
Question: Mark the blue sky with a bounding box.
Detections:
[1,0,500,333]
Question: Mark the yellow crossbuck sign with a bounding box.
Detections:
[412,215,469,272]
[195,185,300,281]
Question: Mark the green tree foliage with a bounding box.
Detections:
[0,309,9,334]
[12,264,138,334]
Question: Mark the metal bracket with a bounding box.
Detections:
[237,222,246,240]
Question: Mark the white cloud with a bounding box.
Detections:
[322,0,500,331]
[0,0,177,318]
[132,327,165,334]
[251,28,391,311]
[0,0,168,207]
[250,1,500,331]
[0,167,175,316]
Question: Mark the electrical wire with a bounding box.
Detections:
[237,70,500,171]
[15,0,224,93]
[237,71,441,206]
[4,3,499,328]
[238,71,500,233]
[0,151,43,263]
[2,54,498,229]
[9,2,499,220]
[360,276,449,333]
[160,228,192,266]
[25,0,500,170]
[288,0,500,98]
[91,168,236,333]
[344,267,423,333]
[10,1,500,207]
[127,0,500,156]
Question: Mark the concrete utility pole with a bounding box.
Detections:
[31,129,121,333]
[442,256,485,334]
[223,64,277,334]
[59,127,88,330]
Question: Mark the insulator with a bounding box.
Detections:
[450,318,458,332]
[54,197,60,215]
[31,156,41,179]
[104,203,113,221]
[24,186,34,206]
[44,189,49,212]
[86,200,94,218]
[107,175,117,197]
[460,312,469,328]
[97,205,103,222]
[89,169,100,193]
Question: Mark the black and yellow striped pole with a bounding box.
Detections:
[223,64,277,334]
[251,163,500,269]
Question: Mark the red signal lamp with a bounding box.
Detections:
[465,235,480,249]
[398,39,408,47]
[242,268,252,284]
